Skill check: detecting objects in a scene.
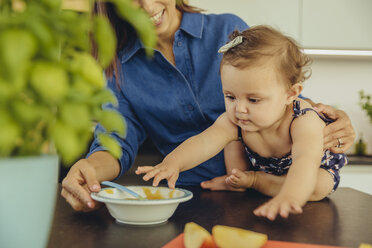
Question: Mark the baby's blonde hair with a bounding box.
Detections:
[221,25,312,86]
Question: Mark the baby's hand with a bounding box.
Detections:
[135,162,180,189]
[253,194,303,221]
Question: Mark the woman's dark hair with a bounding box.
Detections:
[93,1,202,81]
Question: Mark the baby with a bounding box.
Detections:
[136,26,347,220]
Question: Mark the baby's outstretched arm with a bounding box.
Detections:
[137,114,237,188]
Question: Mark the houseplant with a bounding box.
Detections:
[356,90,372,155]
[359,90,372,123]
[0,0,156,247]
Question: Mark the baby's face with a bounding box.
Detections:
[221,63,292,132]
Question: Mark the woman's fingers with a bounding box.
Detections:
[61,159,101,211]
[323,124,355,153]
[324,134,355,153]
[80,164,101,192]
[61,188,86,211]
[62,176,95,209]
[315,104,355,153]
[61,163,100,209]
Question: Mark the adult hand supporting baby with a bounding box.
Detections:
[314,103,355,153]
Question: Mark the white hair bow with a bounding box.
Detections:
[218,36,243,53]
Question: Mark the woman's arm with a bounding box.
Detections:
[61,76,147,211]
[136,113,237,188]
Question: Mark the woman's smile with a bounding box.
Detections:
[150,9,165,26]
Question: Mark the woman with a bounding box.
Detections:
[61,0,355,211]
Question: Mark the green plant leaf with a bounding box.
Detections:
[11,100,50,125]
[60,102,92,131]
[71,74,94,97]
[97,132,122,158]
[70,52,105,89]
[50,121,82,164]
[93,15,117,68]
[98,109,126,138]
[40,0,62,10]
[90,89,118,106]
[0,109,21,156]
[110,0,157,56]
[30,61,69,102]
[0,29,37,80]
[0,77,12,99]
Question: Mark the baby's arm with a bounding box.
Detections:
[224,141,250,175]
[136,113,237,188]
[254,109,325,220]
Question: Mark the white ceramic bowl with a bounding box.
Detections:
[91,186,193,225]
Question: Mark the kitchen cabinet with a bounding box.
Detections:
[302,0,372,50]
[189,0,372,50]
[188,0,301,40]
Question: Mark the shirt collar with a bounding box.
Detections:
[179,12,203,39]
[120,12,204,63]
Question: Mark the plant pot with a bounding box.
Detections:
[0,155,59,248]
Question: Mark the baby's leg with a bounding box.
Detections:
[251,168,334,201]
[201,141,249,191]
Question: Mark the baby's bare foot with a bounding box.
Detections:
[201,175,245,191]
[225,169,256,189]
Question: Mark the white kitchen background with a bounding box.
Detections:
[189,0,372,194]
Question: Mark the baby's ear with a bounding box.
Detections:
[286,83,303,103]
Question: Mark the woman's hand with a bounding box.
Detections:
[136,162,180,189]
[314,103,355,153]
[61,159,102,212]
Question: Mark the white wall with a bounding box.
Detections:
[302,57,372,155]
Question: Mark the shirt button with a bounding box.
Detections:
[177,41,182,47]
[187,104,194,111]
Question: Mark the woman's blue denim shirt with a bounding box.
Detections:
[88,12,248,186]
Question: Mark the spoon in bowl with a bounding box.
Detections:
[101,181,146,200]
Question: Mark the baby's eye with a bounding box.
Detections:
[248,98,260,103]
[225,95,235,100]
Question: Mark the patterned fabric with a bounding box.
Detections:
[239,100,348,192]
